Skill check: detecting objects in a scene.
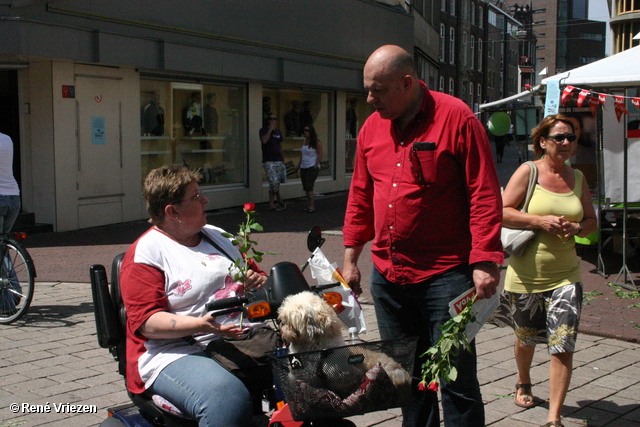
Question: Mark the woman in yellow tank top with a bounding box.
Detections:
[492,114,597,427]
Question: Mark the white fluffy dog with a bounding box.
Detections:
[278,291,412,399]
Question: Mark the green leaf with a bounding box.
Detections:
[250,223,264,232]
[448,366,458,381]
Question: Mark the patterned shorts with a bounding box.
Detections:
[490,283,583,354]
[263,161,286,193]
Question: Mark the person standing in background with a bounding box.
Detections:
[260,115,286,211]
[0,132,20,234]
[296,125,323,213]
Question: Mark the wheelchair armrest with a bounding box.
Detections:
[90,264,124,349]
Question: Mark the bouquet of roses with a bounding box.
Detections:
[418,296,477,392]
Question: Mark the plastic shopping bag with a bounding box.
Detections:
[308,248,367,334]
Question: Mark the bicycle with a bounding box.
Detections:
[0,232,36,324]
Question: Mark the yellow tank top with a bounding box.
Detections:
[505,169,584,293]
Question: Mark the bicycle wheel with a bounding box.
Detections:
[0,240,35,324]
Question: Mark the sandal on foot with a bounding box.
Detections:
[541,421,564,427]
[514,383,535,408]
[306,208,315,213]
[269,206,282,212]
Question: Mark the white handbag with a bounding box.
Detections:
[501,161,537,257]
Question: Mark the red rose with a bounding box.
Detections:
[418,381,427,391]
[525,84,532,91]
[427,381,439,392]
[243,203,255,213]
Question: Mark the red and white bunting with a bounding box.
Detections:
[561,85,575,106]
[577,89,590,108]
[598,93,608,105]
[614,96,628,122]
[588,97,600,116]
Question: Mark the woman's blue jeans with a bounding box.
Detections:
[149,352,253,427]
[370,265,484,427]
[0,195,20,234]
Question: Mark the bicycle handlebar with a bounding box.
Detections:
[205,296,249,312]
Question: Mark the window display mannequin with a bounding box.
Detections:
[346,98,358,138]
[262,96,272,128]
[203,92,219,136]
[141,92,165,136]
[183,92,205,136]
[299,101,313,135]
[284,100,301,137]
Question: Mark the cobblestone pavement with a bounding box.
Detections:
[1,276,638,427]
[2,141,639,426]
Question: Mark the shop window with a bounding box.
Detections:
[345,93,375,174]
[261,88,334,181]
[140,79,247,187]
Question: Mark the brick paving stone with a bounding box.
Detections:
[606,420,640,427]
[613,382,640,401]
[621,405,640,422]
[569,406,622,427]
[478,366,514,386]
[1,373,32,387]
[3,377,58,393]
[67,383,125,400]
[490,420,536,426]
[31,382,89,398]
[348,409,401,426]
[589,395,639,416]
[569,383,619,401]
[47,368,106,384]
[509,405,550,425]
[591,372,640,391]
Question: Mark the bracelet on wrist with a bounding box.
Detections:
[575,223,583,236]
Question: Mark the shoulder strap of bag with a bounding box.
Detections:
[520,161,538,213]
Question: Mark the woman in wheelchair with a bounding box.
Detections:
[119,165,268,427]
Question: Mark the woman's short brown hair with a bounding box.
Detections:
[143,165,201,225]
[530,114,575,159]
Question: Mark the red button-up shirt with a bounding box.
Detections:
[343,83,503,285]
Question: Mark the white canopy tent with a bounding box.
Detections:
[541,45,640,288]
[541,44,640,88]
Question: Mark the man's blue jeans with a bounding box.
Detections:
[149,352,254,427]
[370,265,484,427]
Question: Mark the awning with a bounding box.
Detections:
[479,85,542,110]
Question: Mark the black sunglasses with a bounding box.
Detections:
[303,128,311,132]
[546,133,577,143]
[269,117,277,121]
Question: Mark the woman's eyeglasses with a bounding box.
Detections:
[176,191,204,204]
[546,133,577,143]
[303,128,311,132]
